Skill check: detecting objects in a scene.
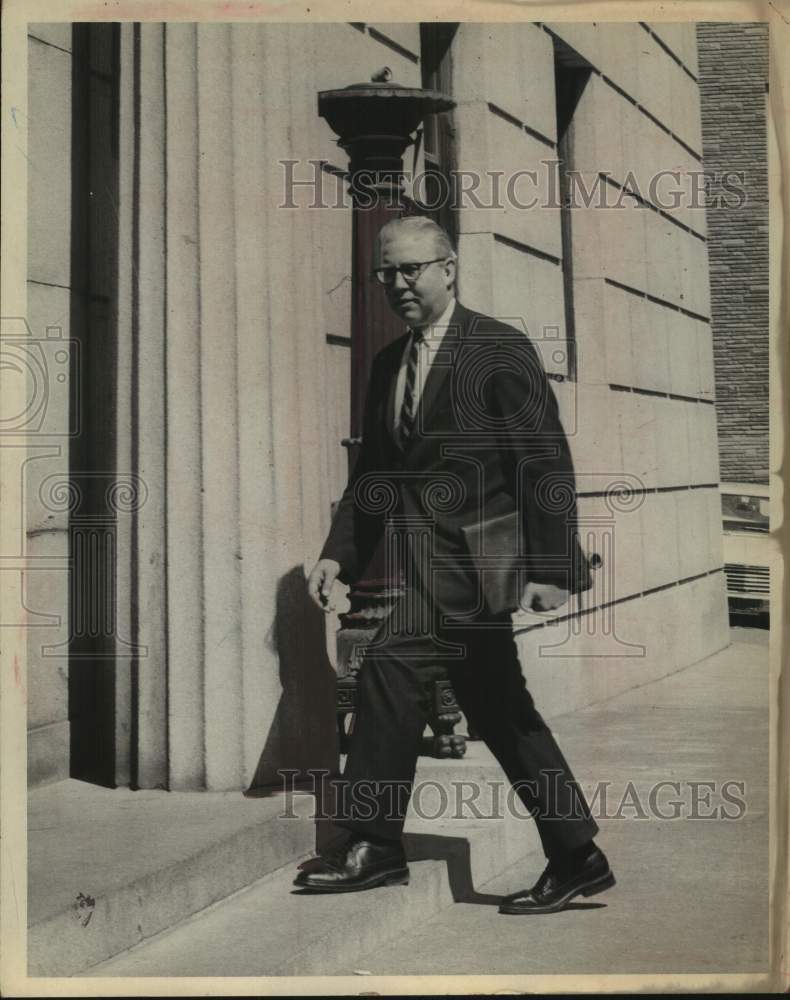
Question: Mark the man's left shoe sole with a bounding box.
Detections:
[293,868,410,893]
[498,870,616,915]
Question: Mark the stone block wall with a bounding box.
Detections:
[448,22,729,699]
[26,25,74,786]
[25,20,732,790]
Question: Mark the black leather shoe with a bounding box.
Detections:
[498,847,615,914]
[293,835,409,893]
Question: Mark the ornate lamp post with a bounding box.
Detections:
[318,72,466,758]
[319,70,454,427]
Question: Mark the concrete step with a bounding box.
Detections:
[85,744,537,978]
[29,633,770,982]
[87,812,534,976]
[28,781,317,977]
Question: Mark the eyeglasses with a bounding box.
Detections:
[371,258,450,286]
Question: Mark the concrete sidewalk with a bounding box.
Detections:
[83,627,769,980]
[340,627,770,978]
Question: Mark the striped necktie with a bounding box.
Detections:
[398,328,424,445]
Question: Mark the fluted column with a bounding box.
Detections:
[119,23,169,789]
[230,23,279,789]
[195,23,245,789]
[163,23,205,788]
[229,22,337,788]
[116,21,338,790]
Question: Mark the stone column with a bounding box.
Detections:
[114,22,338,791]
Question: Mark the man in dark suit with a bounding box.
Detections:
[294,217,614,914]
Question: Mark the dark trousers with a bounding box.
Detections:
[335,586,599,861]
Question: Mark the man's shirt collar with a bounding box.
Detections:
[410,297,456,343]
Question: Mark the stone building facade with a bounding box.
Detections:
[25,21,729,792]
[697,22,770,486]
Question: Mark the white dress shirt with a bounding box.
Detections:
[393,296,457,440]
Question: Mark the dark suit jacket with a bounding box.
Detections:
[320,301,591,616]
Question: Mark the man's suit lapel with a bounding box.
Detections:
[380,302,471,444]
[384,335,405,440]
[412,302,468,435]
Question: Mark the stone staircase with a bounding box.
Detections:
[29,745,537,978]
[27,636,770,981]
[28,780,316,977]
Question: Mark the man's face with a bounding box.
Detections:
[374,230,456,328]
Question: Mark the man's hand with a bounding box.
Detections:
[519,582,569,614]
[307,558,342,612]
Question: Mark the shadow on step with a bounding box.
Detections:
[403,833,608,912]
[402,832,503,906]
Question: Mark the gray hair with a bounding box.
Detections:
[376,216,457,260]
